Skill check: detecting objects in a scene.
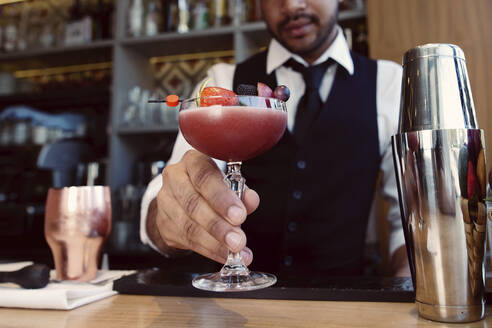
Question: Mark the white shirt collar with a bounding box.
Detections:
[266,26,354,75]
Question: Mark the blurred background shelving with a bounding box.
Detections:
[1,0,490,274]
[0,0,369,268]
[13,0,492,273]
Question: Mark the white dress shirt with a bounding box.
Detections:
[140,26,405,258]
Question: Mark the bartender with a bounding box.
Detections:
[140,0,410,279]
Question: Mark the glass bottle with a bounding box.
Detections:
[26,2,43,49]
[102,0,114,39]
[93,0,105,40]
[177,0,190,33]
[212,0,228,27]
[0,6,4,52]
[40,7,56,48]
[16,2,30,51]
[145,0,163,36]
[81,0,94,42]
[128,0,144,37]
[3,4,19,52]
[192,0,209,30]
[166,0,179,32]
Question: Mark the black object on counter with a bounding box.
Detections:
[114,268,416,303]
[0,264,50,289]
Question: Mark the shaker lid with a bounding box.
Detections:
[403,43,465,65]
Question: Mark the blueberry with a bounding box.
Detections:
[274,85,290,102]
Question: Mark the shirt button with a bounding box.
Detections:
[292,190,302,200]
[288,221,297,232]
[297,160,306,170]
[284,255,293,267]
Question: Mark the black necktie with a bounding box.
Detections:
[286,58,334,144]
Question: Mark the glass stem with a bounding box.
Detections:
[221,162,249,275]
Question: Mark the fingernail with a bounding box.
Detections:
[227,205,245,223]
[225,231,242,249]
[240,249,251,263]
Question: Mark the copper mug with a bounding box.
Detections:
[44,186,112,281]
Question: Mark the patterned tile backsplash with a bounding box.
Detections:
[152,55,235,97]
[121,54,235,127]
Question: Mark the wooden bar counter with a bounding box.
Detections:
[1,295,491,327]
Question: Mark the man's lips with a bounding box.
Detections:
[283,18,313,38]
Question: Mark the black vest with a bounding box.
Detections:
[233,50,380,282]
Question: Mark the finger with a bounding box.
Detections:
[157,196,229,262]
[183,151,247,225]
[162,182,247,253]
[158,207,253,266]
[167,168,247,252]
[240,247,253,266]
[156,189,254,266]
[243,188,260,215]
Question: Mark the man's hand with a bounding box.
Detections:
[146,150,260,265]
[391,245,411,277]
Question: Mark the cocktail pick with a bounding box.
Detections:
[0,264,50,289]
[148,94,180,107]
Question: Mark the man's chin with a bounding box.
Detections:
[281,38,318,56]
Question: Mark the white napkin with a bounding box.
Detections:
[0,262,134,310]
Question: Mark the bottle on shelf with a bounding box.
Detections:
[102,0,115,39]
[25,2,43,50]
[91,0,114,40]
[165,0,179,32]
[343,27,353,50]
[0,7,4,51]
[211,0,230,27]
[192,0,209,30]
[128,0,144,37]
[65,0,93,45]
[93,0,105,40]
[242,0,262,22]
[16,2,30,51]
[176,0,191,33]
[39,7,56,49]
[353,23,368,56]
[145,0,163,36]
[2,4,20,52]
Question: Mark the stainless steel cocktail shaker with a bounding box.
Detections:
[392,44,487,323]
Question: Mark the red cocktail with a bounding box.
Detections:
[179,105,287,162]
[179,95,287,292]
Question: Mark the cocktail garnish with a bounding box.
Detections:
[166,94,180,107]
[257,82,273,97]
[200,87,239,106]
[196,77,210,106]
[274,85,291,101]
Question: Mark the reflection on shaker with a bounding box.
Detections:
[459,130,487,297]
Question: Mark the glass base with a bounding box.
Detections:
[192,271,277,292]
[191,163,277,292]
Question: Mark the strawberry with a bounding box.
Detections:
[257,82,273,97]
[200,86,239,107]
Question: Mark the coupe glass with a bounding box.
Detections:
[179,95,287,291]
